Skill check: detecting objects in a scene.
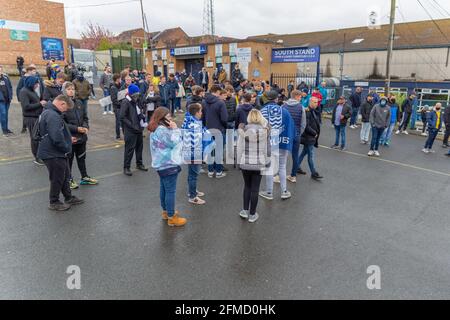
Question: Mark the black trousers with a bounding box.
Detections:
[43,158,72,204]
[124,131,143,169]
[24,117,39,159]
[399,112,412,131]
[69,142,88,179]
[114,109,122,139]
[242,170,262,216]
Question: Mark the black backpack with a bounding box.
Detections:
[31,114,48,142]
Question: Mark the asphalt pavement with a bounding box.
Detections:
[0,122,449,300]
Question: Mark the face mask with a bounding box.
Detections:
[380,100,387,107]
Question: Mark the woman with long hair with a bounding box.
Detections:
[236,109,271,223]
[149,107,186,227]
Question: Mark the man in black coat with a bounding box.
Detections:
[120,84,148,176]
[110,74,124,140]
[298,96,323,180]
[37,95,84,211]
[19,76,46,165]
[62,82,98,189]
[349,87,362,128]
[202,84,228,178]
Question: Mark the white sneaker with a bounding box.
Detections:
[374,151,380,157]
[429,149,435,153]
[259,191,273,200]
[208,172,215,178]
[239,210,249,219]
[103,111,107,115]
[403,131,409,135]
[215,172,227,179]
[108,111,114,115]
[273,175,280,184]
[287,176,297,183]
[395,130,401,135]
[248,213,259,223]
[197,191,205,197]
[368,150,375,156]
[421,132,428,137]
[281,190,292,200]
[422,148,429,154]
[189,197,206,205]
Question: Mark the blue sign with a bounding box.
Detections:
[272,46,320,63]
[170,45,207,56]
[41,37,65,61]
[0,20,5,28]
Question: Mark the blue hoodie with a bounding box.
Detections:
[261,102,295,152]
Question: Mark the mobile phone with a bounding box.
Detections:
[161,118,171,127]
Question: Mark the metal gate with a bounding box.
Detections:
[270,73,322,91]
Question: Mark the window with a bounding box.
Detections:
[351,38,364,44]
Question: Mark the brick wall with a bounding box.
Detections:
[0,0,67,75]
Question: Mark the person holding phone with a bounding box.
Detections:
[149,107,186,227]
[62,82,98,189]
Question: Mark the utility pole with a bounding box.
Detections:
[339,32,346,81]
[385,0,397,95]
[139,0,147,70]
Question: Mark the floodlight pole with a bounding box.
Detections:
[385,0,397,96]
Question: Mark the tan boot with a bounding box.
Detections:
[168,215,187,227]
[162,210,179,220]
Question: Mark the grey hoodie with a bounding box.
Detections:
[369,104,391,129]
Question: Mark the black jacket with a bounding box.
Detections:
[331,103,352,125]
[19,87,43,118]
[349,92,362,109]
[110,83,121,112]
[16,74,44,101]
[186,95,203,108]
[62,99,89,144]
[444,106,450,127]
[401,98,414,114]
[43,80,62,102]
[37,103,72,160]
[360,100,374,123]
[120,96,144,134]
[225,96,237,123]
[141,92,161,111]
[235,103,254,128]
[202,93,228,132]
[301,108,321,147]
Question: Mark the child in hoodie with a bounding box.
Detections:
[182,103,210,205]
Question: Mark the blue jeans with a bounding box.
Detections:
[298,144,317,175]
[159,172,179,217]
[425,128,439,149]
[290,136,301,177]
[381,122,396,144]
[0,102,10,133]
[350,107,359,126]
[103,89,112,112]
[188,164,201,199]
[175,97,182,110]
[370,127,385,151]
[208,134,225,174]
[334,124,346,147]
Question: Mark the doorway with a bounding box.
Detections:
[185,58,204,84]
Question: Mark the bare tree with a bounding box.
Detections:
[80,22,115,50]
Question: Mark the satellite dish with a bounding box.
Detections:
[367,7,381,29]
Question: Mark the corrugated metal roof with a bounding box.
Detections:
[247,19,450,52]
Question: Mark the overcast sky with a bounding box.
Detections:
[56,0,450,39]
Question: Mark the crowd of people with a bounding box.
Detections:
[1,61,449,225]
